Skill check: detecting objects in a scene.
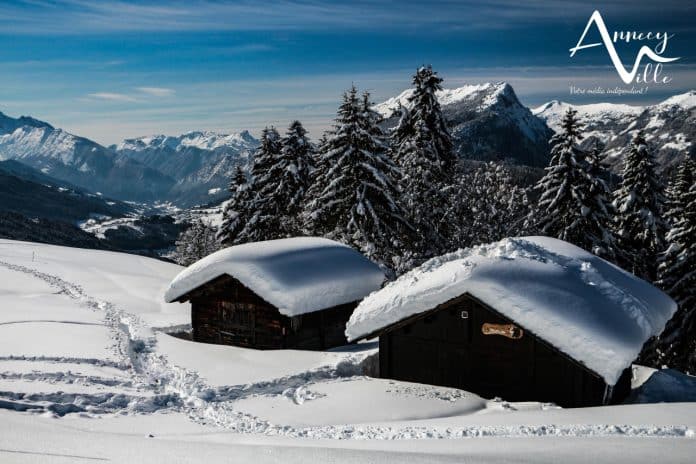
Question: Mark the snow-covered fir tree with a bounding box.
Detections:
[304,87,411,270]
[218,166,251,246]
[238,126,284,243]
[582,141,617,259]
[643,158,696,372]
[391,66,456,256]
[273,120,314,234]
[175,220,220,266]
[392,66,456,172]
[449,161,529,247]
[663,157,696,227]
[612,131,666,281]
[530,109,615,258]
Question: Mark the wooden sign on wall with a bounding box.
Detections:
[481,322,524,340]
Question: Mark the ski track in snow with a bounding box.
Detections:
[0,260,694,440]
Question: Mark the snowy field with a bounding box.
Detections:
[0,239,695,463]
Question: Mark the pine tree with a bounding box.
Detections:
[581,142,617,259]
[304,87,411,270]
[664,157,696,226]
[612,131,666,281]
[391,66,456,256]
[175,220,220,266]
[392,66,456,171]
[643,158,696,372]
[530,109,584,238]
[272,120,314,234]
[451,161,529,247]
[219,166,251,246]
[239,126,283,243]
[530,109,615,258]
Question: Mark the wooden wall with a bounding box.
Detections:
[379,294,631,408]
[185,275,354,350]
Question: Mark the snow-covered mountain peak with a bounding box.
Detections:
[533,100,644,135]
[116,130,258,153]
[0,110,54,134]
[375,82,551,166]
[531,100,565,115]
[374,82,513,118]
[657,90,696,109]
[533,100,644,119]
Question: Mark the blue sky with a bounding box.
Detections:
[0,0,694,145]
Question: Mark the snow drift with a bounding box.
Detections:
[346,236,677,385]
[164,237,386,316]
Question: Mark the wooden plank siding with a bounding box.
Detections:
[181,274,355,350]
[378,294,631,408]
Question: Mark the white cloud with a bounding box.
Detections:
[136,87,175,97]
[87,92,138,102]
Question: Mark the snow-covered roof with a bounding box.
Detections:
[164,237,386,317]
[346,237,677,385]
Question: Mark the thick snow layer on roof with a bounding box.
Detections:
[164,237,385,317]
[346,237,676,385]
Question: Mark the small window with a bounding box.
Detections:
[460,310,469,319]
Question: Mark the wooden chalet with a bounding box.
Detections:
[165,237,385,350]
[346,236,677,408]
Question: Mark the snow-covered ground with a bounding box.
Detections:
[0,239,695,463]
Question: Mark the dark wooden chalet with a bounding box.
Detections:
[165,237,385,350]
[175,274,360,350]
[365,293,631,408]
[346,237,677,408]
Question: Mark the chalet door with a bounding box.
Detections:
[218,302,255,346]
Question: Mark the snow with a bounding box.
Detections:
[79,215,141,239]
[0,239,189,328]
[374,83,507,117]
[1,410,693,464]
[533,100,643,135]
[165,237,386,317]
[0,238,695,462]
[346,236,677,385]
[0,126,78,165]
[662,132,692,151]
[657,90,696,109]
[532,100,643,119]
[116,130,258,153]
[155,333,374,387]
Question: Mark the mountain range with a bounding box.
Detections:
[534,91,695,172]
[0,112,174,201]
[111,130,257,205]
[0,111,258,206]
[1,85,693,214]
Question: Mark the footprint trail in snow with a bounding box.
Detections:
[0,260,693,441]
